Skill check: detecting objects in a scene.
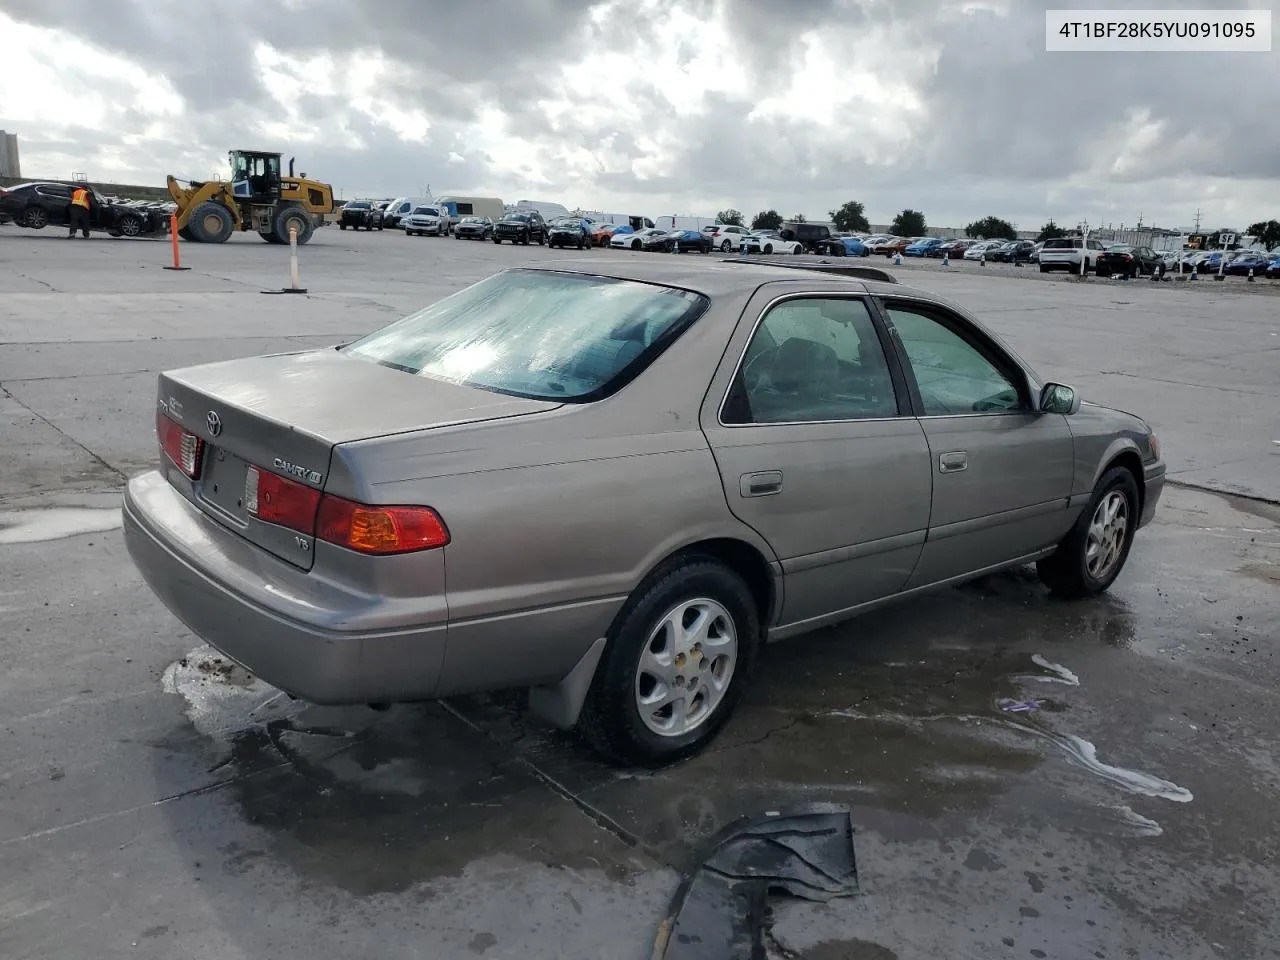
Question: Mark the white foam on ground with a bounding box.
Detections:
[161,644,304,739]
[0,507,122,545]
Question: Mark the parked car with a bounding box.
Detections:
[869,236,903,255]
[780,222,834,254]
[740,231,802,255]
[823,235,871,257]
[881,237,921,258]
[1095,244,1164,278]
[591,222,628,246]
[0,181,164,237]
[1030,241,1045,263]
[548,217,593,249]
[453,216,495,241]
[339,201,383,231]
[610,226,670,251]
[382,197,431,229]
[493,211,547,245]
[123,260,1166,766]
[1266,254,1280,278]
[932,239,971,259]
[904,237,944,257]
[705,224,753,252]
[963,240,1003,261]
[1222,250,1272,277]
[402,205,448,237]
[990,240,1036,264]
[668,229,713,254]
[1038,237,1105,273]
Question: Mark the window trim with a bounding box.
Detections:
[717,291,915,428]
[874,296,1035,420]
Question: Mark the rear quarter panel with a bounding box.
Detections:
[328,285,781,695]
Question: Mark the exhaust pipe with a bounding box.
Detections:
[288,156,295,178]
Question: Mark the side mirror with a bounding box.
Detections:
[1040,382,1080,416]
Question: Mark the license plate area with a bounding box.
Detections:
[197,445,251,525]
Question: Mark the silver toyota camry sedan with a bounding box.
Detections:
[124,258,1165,765]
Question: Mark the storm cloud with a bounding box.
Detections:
[1,0,1275,229]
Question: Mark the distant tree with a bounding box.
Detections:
[716,208,744,226]
[751,209,783,230]
[890,208,926,236]
[829,200,870,233]
[1245,219,1280,249]
[791,213,807,223]
[1036,219,1067,242]
[965,215,1017,240]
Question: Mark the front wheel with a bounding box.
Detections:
[577,557,760,766]
[1037,466,1140,598]
[720,239,732,252]
[493,237,502,244]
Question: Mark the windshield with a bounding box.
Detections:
[346,201,370,209]
[412,206,439,215]
[342,270,709,402]
[506,213,531,222]
[460,217,486,224]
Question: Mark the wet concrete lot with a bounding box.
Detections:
[1,229,1277,959]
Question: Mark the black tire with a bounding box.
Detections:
[1037,466,1140,599]
[577,556,761,766]
[339,223,347,230]
[631,239,641,250]
[537,232,545,245]
[493,237,502,244]
[259,230,285,244]
[273,206,314,245]
[117,214,145,238]
[720,239,733,252]
[178,226,194,241]
[455,232,461,239]
[23,206,49,229]
[577,238,585,250]
[1039,264,1049,273]
[188,201,235,243]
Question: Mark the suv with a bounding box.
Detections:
[780,222,834,253]
[1039,237,1105,273]
[704,224,752,252]
[402,205,447,237]
[339,201,384,231]
[493,211,546,245]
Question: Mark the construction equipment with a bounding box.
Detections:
[166,150,334,245]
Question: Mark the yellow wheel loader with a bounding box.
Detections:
[167,150,335,244]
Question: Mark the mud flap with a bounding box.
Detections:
[650,803,859,959]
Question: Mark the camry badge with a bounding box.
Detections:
[206,410,223,437]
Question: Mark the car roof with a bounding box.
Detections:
[518,257,927,299]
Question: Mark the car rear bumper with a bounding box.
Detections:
[123,470,448,705]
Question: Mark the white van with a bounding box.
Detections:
[513,200,570,219]
[580,211,655,230]
[381,197,429,229]
[654,215,719,232]
[437,196,505,230]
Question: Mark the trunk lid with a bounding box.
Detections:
[158,349,560,569]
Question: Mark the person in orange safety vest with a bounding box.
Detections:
[68,186,92,238]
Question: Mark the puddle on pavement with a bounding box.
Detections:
[0,506,122,545]
[160,645,646,894]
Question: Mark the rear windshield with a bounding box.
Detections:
[1043,238,1081,249]
[342,269,710,402]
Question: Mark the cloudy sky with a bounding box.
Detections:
[1,0,1276,231]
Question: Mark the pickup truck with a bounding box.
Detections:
[1039,236,1105,273]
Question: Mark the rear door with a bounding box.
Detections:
[701,288,933,630]
[875,298,1075,588]
[36,184,73,225]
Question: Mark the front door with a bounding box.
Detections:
[702,292,933,631]
[876,299,1076,588]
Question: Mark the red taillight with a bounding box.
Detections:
[241,464,448,556]
[244,465,321,531]
[316,495,450,555]
[157,410,204,479]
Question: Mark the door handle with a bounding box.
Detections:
[938,451,968,473]
[740,471,783,497]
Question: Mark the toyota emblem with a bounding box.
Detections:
[206,410,223,437]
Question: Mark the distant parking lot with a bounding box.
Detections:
[1,228,1277,960]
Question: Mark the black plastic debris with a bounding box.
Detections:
[650,803,859,960]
